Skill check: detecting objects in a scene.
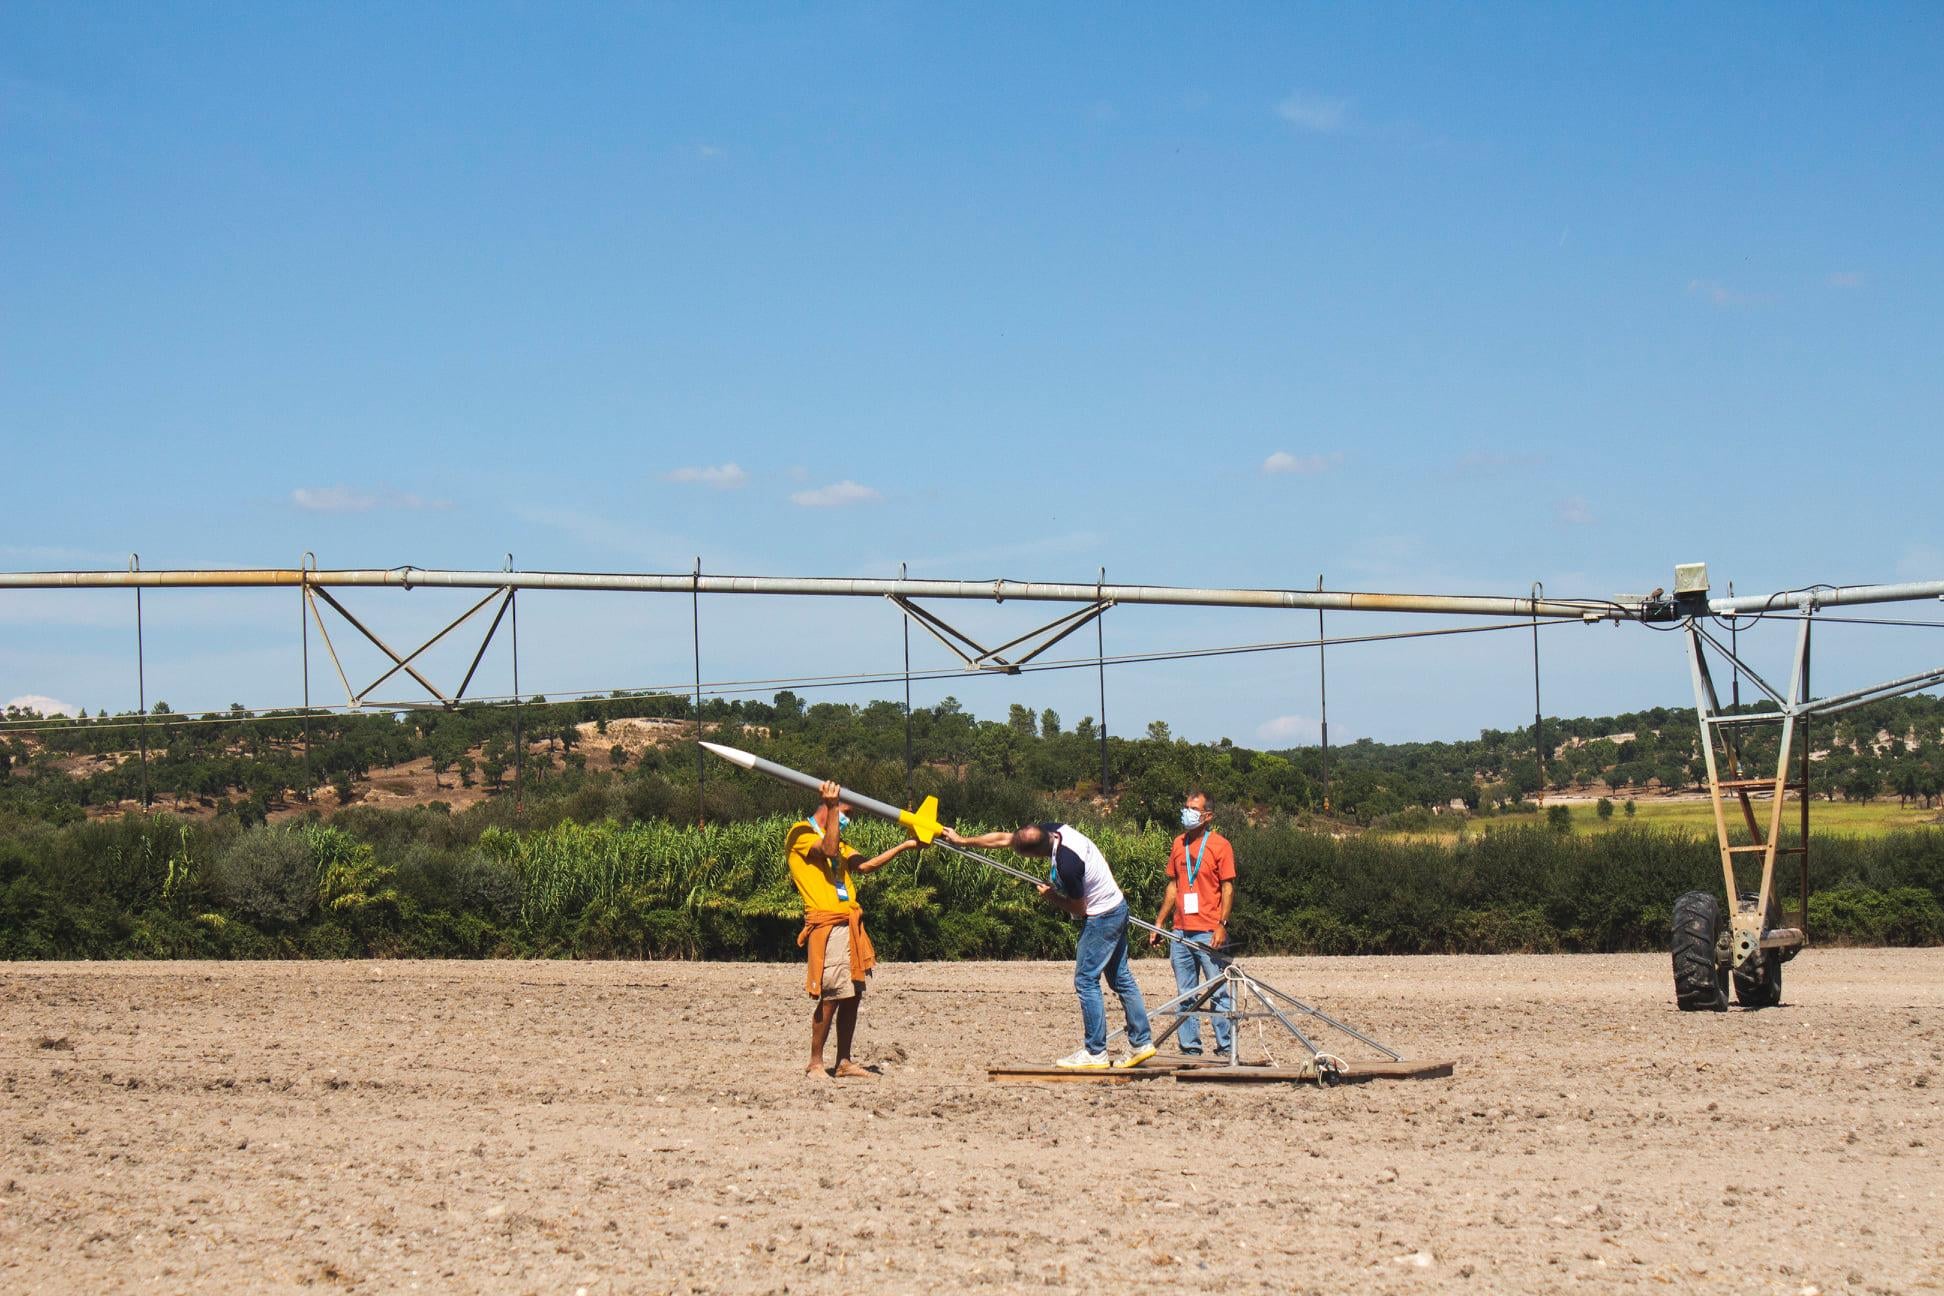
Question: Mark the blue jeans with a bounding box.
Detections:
[1169,930,1232,1055]
[1074,901,1151,1054]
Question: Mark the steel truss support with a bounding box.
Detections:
[889,595,1113,674]
[1686,617,1811,971]
[1686,615,1944,971]
[300,580,516,710]
[1107,955,1404,1078]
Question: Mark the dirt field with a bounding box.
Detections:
[3,952,1940,1294]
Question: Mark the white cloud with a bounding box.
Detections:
[291,486,452,513]
[6,693,78,717]
[791,480,882,509]
[663,463,748,489]
[1687,278,1774,308]
[292,486,375,512]
[1256,713,1320,745]
[1826,271,1865,288]
[1557,496,1595,526]
[1277,92,1350,133]
[694,143,726,161]
[1262,450,1342,476]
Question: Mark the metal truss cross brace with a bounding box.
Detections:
[303,584,513,709]
[1696,622,1944,724]
[890,595,1112,674]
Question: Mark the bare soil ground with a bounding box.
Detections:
[3,952,1940,1293]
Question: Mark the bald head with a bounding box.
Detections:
[1010,824,1051,856]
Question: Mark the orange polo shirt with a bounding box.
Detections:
[1166,829,1235,933]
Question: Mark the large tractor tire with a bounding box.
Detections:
[1733,891,1783,1009]
[1671,890,1728,1012]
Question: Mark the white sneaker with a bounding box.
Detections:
[1054,1048,1109,1070]
[1114,1043,1158,1069]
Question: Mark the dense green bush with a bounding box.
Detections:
[1808,885,1944,945]
[205,828,315,928]
[0,806,1938,960]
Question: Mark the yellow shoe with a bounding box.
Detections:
[1114,1044,1158,1069]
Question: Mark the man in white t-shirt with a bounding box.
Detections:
[941,821,1155,1070]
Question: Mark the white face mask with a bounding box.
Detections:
[1180,807,1204,830]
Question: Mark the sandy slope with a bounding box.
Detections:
[2,952,1940,1293]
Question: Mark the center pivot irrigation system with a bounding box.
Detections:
[5,559,1944,1017]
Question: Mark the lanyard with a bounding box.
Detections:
[1183,832,1210,888]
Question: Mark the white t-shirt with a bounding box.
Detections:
[1040,822,1125,918]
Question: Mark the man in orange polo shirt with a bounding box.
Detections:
[786,779,921,1078]
[1147,788,1236,1057]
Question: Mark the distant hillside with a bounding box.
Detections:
[4,688,1941,830]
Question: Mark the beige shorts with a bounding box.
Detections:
[818,925,867,1001]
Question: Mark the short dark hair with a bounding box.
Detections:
[1011,824,1051,856]
[1185,788,1210,807]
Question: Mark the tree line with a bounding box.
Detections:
[4,690,1943,830]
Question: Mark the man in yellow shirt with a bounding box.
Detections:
[786,778,920,1078]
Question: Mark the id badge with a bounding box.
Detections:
[1181,891,1200,916]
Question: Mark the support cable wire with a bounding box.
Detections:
[1532,581,1544,805]
[692,557,705,827]
[901,561,913,805]
[132,554,149,809]
[1096,566,1109,796]
[510,579,523,816]
[1318,573,1330,815]
[300,556,313,801]
[0,618,1579,736]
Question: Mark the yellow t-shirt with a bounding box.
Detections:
[785,820,862,912]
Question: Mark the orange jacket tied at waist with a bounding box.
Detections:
[798,906,874,998]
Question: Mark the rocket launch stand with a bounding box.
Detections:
[1109,950,1405,1082]
[923,841,1428,1083]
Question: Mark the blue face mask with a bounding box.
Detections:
[1180,807,1204,829]
[837,812,850,830]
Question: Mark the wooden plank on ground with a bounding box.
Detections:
[986,1065,1176,1083]
[1172,1057,1271,1069]
[1174,1058,1456,1085]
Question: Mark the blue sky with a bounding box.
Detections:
[3,3,1940,743]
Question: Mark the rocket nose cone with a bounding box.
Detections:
[698,740,755,769]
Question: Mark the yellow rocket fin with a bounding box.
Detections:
[897,795,942,844]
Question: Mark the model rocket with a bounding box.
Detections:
[698,741,943,843]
